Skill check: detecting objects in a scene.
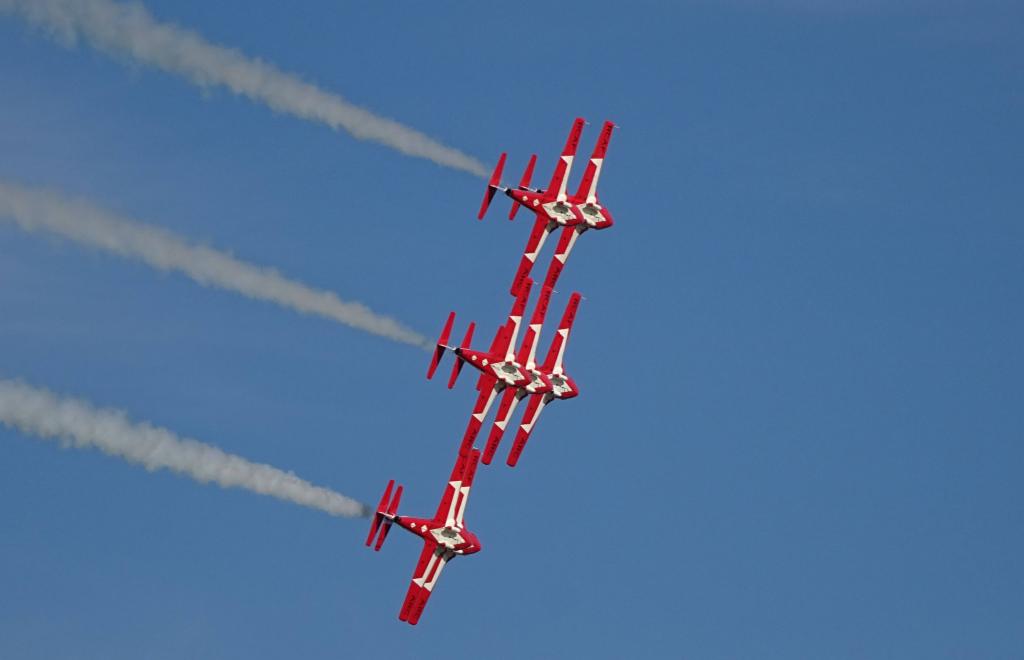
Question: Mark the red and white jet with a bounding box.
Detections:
[538,120,616,294]
[478,118,586,296]
[366,447,482,626]
[478,119,616,296]
[478,283,554,465]
[489,291,583,467]
[427,278,539,455]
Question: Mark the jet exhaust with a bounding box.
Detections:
[0,0,488,177]
[0,377,372,518]
[0,180,431,349]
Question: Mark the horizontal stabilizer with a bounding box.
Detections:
[365,479,393,546]
[448,322,475,389]
[366,480,402,551]
[374,484,403,550]
[373,518,393,551]
[427,312,456,380]
[477,152,507,220]
[386,485,403,517]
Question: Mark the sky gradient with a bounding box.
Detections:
[1,1,1022,658]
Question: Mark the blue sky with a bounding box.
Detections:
[1,1,1022,658]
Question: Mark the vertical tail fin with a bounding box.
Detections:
[373,484,402,551]
[509,154,537,221]
[477,153,507,220]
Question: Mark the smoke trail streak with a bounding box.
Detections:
[0,378,371,518]
[0,0,488,177]
[0,180,431,349]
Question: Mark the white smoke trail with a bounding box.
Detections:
[0,377,371,518]
[0,0,488,177]
[0,180,431,349]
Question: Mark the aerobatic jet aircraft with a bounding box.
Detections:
[478,119,616,296]
[478,118,586,296]
[504,291,583,467]
[366,448,482,626]
[538,120,616,293]
[428,278,537,455]
[480,284,557,466]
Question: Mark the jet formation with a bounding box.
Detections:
[366,118,616,625]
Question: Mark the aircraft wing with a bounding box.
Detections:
[545,117,586,201]
[482,387,525,465]
[510,217,556,297]
[541,292,582,375]
[434,447,482,527]
[541,225,585,294]
[493,275,532,358]
[398,449,481,625]
[516,285,553,369]
[507,392,552,467]
[573,120,615,205]
[399,541,453,625]
[459,374,500,455]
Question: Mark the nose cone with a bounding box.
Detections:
[563,376,581,399]
[597,208,614,229]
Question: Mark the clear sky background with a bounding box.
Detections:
[1,1,1022,658]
